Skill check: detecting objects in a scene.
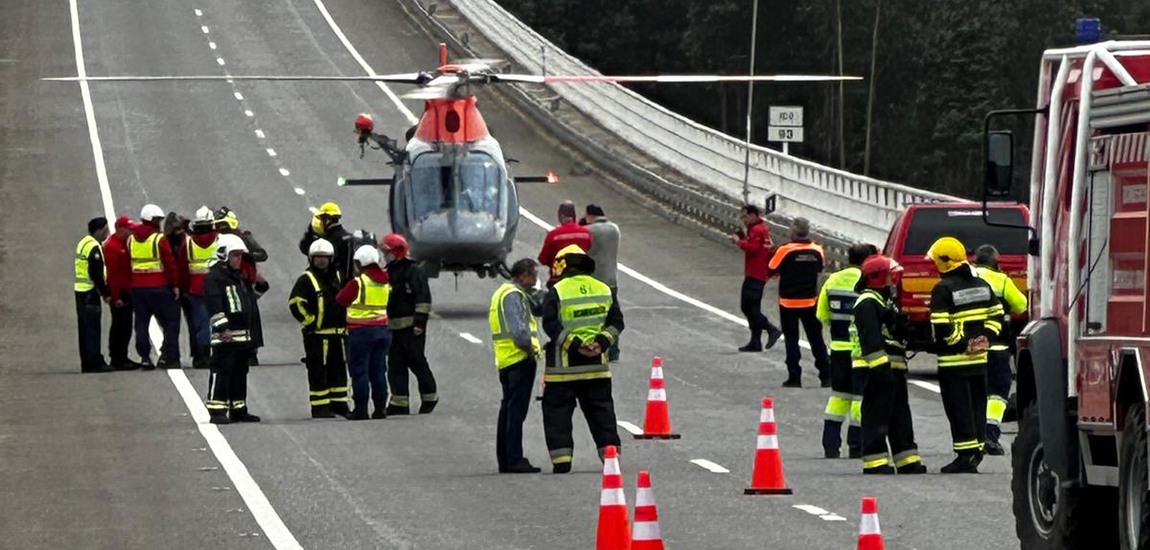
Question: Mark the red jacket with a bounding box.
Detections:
[177,232,219,296]
[337,264,390,327]
[129,222,180,289]
[103,234,133,302]
[737,219,773,281]
[538,221,593,282]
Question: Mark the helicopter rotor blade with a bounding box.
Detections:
[42,73,428,83]
[492,74,863,84]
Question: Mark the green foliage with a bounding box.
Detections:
[498,0,1150,197]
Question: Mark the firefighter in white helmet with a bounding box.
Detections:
[203,234,260,424]
[288,239,350,418]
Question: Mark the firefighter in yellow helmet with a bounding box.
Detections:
[926,236,1004,473]
[541,244,625,473]
[299,202,354,280]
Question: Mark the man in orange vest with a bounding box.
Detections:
[767,217,830,387]
[130,204,182,369]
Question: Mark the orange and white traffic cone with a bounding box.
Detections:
[596,445,631,550]
[857,497,885,550]
[632,470,665,550]
[636,357,680,440]
[744,397,793,495]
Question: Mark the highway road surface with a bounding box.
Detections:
[0,0,1017,548]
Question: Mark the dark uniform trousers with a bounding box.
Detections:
[857,366,918,466]
[109,295,134,364]
[542,378,621,464]
[304,334,349,413]
[822,349,861,453]
[985,349,1012,440]
[132,286,181,361]
[207,347,252,411]
[387,329,437,409]
[939,368,988,450]
[740,277,778,346]
[76,290,103,369]
[779,305,830,380]
[497,358,537,470]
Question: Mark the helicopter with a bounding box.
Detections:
[48,43,859,278]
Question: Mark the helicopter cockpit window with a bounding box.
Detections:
[409,153,450,221]
[459,153,503,217]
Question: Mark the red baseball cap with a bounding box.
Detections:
[115,215,137,230]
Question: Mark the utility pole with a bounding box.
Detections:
[836,0,845,169]
[863,0,882,176]
[742,0,760,205]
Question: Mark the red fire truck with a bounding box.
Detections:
[986,39,1150,548]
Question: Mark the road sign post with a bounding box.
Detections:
[768,106,803,155]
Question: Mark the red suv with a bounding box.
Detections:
[883,202,1029,350]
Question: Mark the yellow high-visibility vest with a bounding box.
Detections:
[74,235,104,292]
[347,273,390,323]
[130,233,163,274]
[187,236,217,276]
[545,274,615,382]
[489,282,540,370]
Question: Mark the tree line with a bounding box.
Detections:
[498,0,1149,198]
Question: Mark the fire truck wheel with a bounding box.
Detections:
[1120,403,1150,550]
[1013,405,1116,549]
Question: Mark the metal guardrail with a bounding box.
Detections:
[434,0,960,246]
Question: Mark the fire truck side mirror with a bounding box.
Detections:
[986,130,1014,198]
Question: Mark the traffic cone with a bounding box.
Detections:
[632,470,665,550]
[596,445,631,550]
[744,397,793,495]
[857,497,885,550]
[636,357,680,439]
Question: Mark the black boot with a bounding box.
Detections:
[112,358,142,371]
[985,425,1005,456]
[847,426,862,459]
[863,464,896,474]
[822,420,843,459]
[738,342,763,352]
[897,461,928,474]
[209,409,231,425]
[385,404,409,416]
[230,408,261,423]
[311,405,336,419]
[765,327,783,350]
[139,358,156,371]
[192,356,209,370]
[348,408,369,421]
[419,399,438,414]
[940,452,981,474]
[156,357,180,370]
[552,462,572,474]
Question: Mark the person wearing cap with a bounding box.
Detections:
[215,207,269,364]
[299,202,354,281]
[538,200,592,286]
[336,245,392,420]
[927,236,1004,474]
[380,233,437,415]
[289,239,350,419]
[731,204,782,352]
[130,204,182,369]
[541,244,625,474]
[974,244,1026,456]
[178,207,218,370]
[767,217,830,387]
[103,216,144,370]
[852,255,925,475]
[582,204,622,361]
[203,234,260,424]
[76,217,112,372]
[489,258,543,474]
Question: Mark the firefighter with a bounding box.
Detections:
[299,202,354,281]
[380,233,437,415]
[288,239,350,419]
[203,234,260,424]
[130,204,182,370]
[179,207,217,370]
[336,245,392,420]
[816,243,875,458]
[541,245,625,473]
[767,217,830,387]
[215,207,269,365]
[731,204,782,351]
[490,258,543,474]
[104,216,143,370]
[853,255,926,474]
[927,236,1004,473]
[974,244,1027,456]
[76,217,112,373]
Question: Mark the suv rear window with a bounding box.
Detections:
[901,207,1027,256]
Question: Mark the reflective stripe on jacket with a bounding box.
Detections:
[130,233,162,274]
[768,240,825,308]
[976,266,1027,351]
[850,289,907,369]
[930,266,1004,369]
[186,236,216,276]
[489,282,540,370]
[817,266,862,351]
[546,274,615,382]
[347,273,390,324]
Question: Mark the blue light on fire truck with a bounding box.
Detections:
[1076,18,1102,44]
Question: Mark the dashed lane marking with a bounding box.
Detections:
[216,57,226,66]
[293,187,306,196]
[266,148,276,157]
[194,8,202,16]
[254,129,265,139]
[278,168,290,177]
[690,459,731,473]
[201,25,210,34]
[233,91,244,101]
[69,1,302,546]
[616,421,643,436]
[244,109,253,117]
[793,504,847,521]
[209,41,217,50]
[458,332,483,345]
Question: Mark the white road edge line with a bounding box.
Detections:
[68,1,302,547]
[689,459,730,473]
[615,420,643,436]
[458,332,483,344]
[908,379,941,394]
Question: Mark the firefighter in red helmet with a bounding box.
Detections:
[380,234,437,415]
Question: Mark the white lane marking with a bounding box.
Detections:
[234,91,244,101]
[194,8,203,16]
[244,109,254,117]
[68,0,113,220]
[689,459,730,473]
[515,208,812,351]
[266,148,277,157]
[793,504,846,522]
[616,420,643,436]
[309,0,418,124]
[458,332,483,344]
[70,2,301,545]
[293,187,306,196]
[209,41,217,50]
[820,515,847,522]
[201,25,210,34]
[278,168,291,177]
[216,57,226,66]
[254,129,265,139]
[909,379,941,394]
